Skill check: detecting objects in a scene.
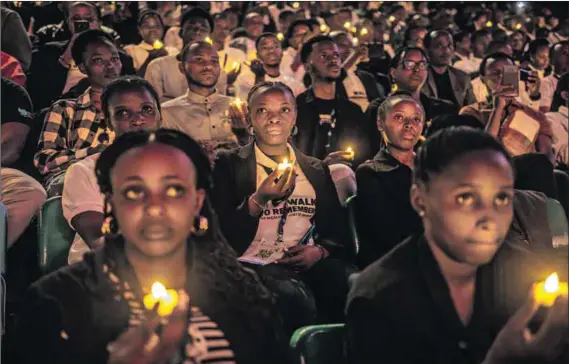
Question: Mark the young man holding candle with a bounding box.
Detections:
[234,33,305,99]
[161,41,249,163]
[145,8,227,102]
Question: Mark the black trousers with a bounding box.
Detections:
[245,258,352,337]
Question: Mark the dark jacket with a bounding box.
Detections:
[365,93,459,155]
[27,40,135,111]
[0,7,32,71]
[14,241,294,364]
[295,87,372,166]
[347,234,569,364]
[422,65,477,109]
[212,143,353,261]
[355,149,423,268]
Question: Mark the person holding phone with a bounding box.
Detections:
[347,126,568,364]
[460,52,553,163]
[212,81,353,335]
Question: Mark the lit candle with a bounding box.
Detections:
[276,32,284,41]
[534,273,568,307]
[360,28,369,36]
[152,40,164,50]
[232,61,240,72]
[346,147,355,159]
[350,26,357,34]
[320,24,329,33]
[515,23,523,30]
[352,38,359,47]
[343,22,352,30]
[277,158,293,171]
[231,97,244,113]
[486,20,493,28]
[292,2,300,9]
[143,282,179,317]
[205,37,213,45]
[388,15,396,23]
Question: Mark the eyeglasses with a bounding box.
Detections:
[400,60,429,71]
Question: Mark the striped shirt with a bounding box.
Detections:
[186,306,236,363]
[34,88,115,183]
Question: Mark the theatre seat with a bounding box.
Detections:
[547,198,569,249]
[290,324,347,364]
[38,196,75,275]
[345,195,359,256]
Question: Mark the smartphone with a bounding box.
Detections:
[501,65,520,97]
[74,20,90,33]
[368,42,386,59]
[519,69,530,82]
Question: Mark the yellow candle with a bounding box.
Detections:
[360,28,369,36]
[346,147,355,159]
[534,273,569,307]
[205,37,213,45]
[293,2,300,9]
[143,281,179,317]
[486,20,493,28]
[152,40,164,50]
[277,158,292,171]
[320,24,329,33]
[343,22,352,30]
[276,33,284,41]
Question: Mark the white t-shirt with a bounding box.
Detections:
[62,154,104,264]
[123,41,179,71]
[234,65,306,99]
[238,144,316,266]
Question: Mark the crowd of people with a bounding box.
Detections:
[1,1,568,363]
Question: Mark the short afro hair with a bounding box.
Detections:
[181,7,214,31]
[71,29,116,66]
[300,35,336,64]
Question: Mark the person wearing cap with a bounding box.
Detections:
[145,7,227,102]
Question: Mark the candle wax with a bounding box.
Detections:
[143,282,179,317]
[534,273,568,307]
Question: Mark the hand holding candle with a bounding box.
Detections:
[346,147,355,160]
[143,281,179,317]
[534,273,568,307]
[152,40,164,50]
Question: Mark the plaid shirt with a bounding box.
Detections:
[34,88,115,181]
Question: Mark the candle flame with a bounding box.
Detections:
[344,22,352,30]
[360,28,369,36]
[293,2,300,9]
[232,61,240,71]
[545,273,560,293]
[350,26,357,34]
[515,23,522,30]
[352,38,359,46]
[347,147,353,153]
[320,24,329,32]
[388,16,395,22]
[234,97,242,106]
[153,40,164,49]
[205,37,213,45]
[277,32,284,41]
[151,281,168,299]
[486,21,493,28]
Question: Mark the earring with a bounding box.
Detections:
[192,216,209,236]
[291,125,298,136]
[101,215,119,235]
[418,210,425,217]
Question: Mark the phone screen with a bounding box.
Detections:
[74,20,90,33]
[501,65,519,97]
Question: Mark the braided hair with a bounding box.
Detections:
[95,128,276,337]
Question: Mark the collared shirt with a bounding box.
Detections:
[145,55,228,102]
[238,144,316,265]
[233,65,306,99]
[453,54,482,75]
[62,153,103,264]
[34,88,115,182]
[123,41,179,71]
[546,106,569,165]
[281,47,305,80]
[162,89,239,150]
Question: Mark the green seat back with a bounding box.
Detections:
[0,203,6,274]
[547,198,569,249]
[290,324,347,364]
[38,196,75,274]
[345,196,359,256]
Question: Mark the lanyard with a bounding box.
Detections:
[260,165,291,244]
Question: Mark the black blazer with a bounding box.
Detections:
[355,149,423,268]
[212,143,352,261]
[27,40,135,111]
[422,66,477,109]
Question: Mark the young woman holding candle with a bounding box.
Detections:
[14,129,294,364]
[355,94,426,268]
[347,126,569,364]
[212,81,353,335]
